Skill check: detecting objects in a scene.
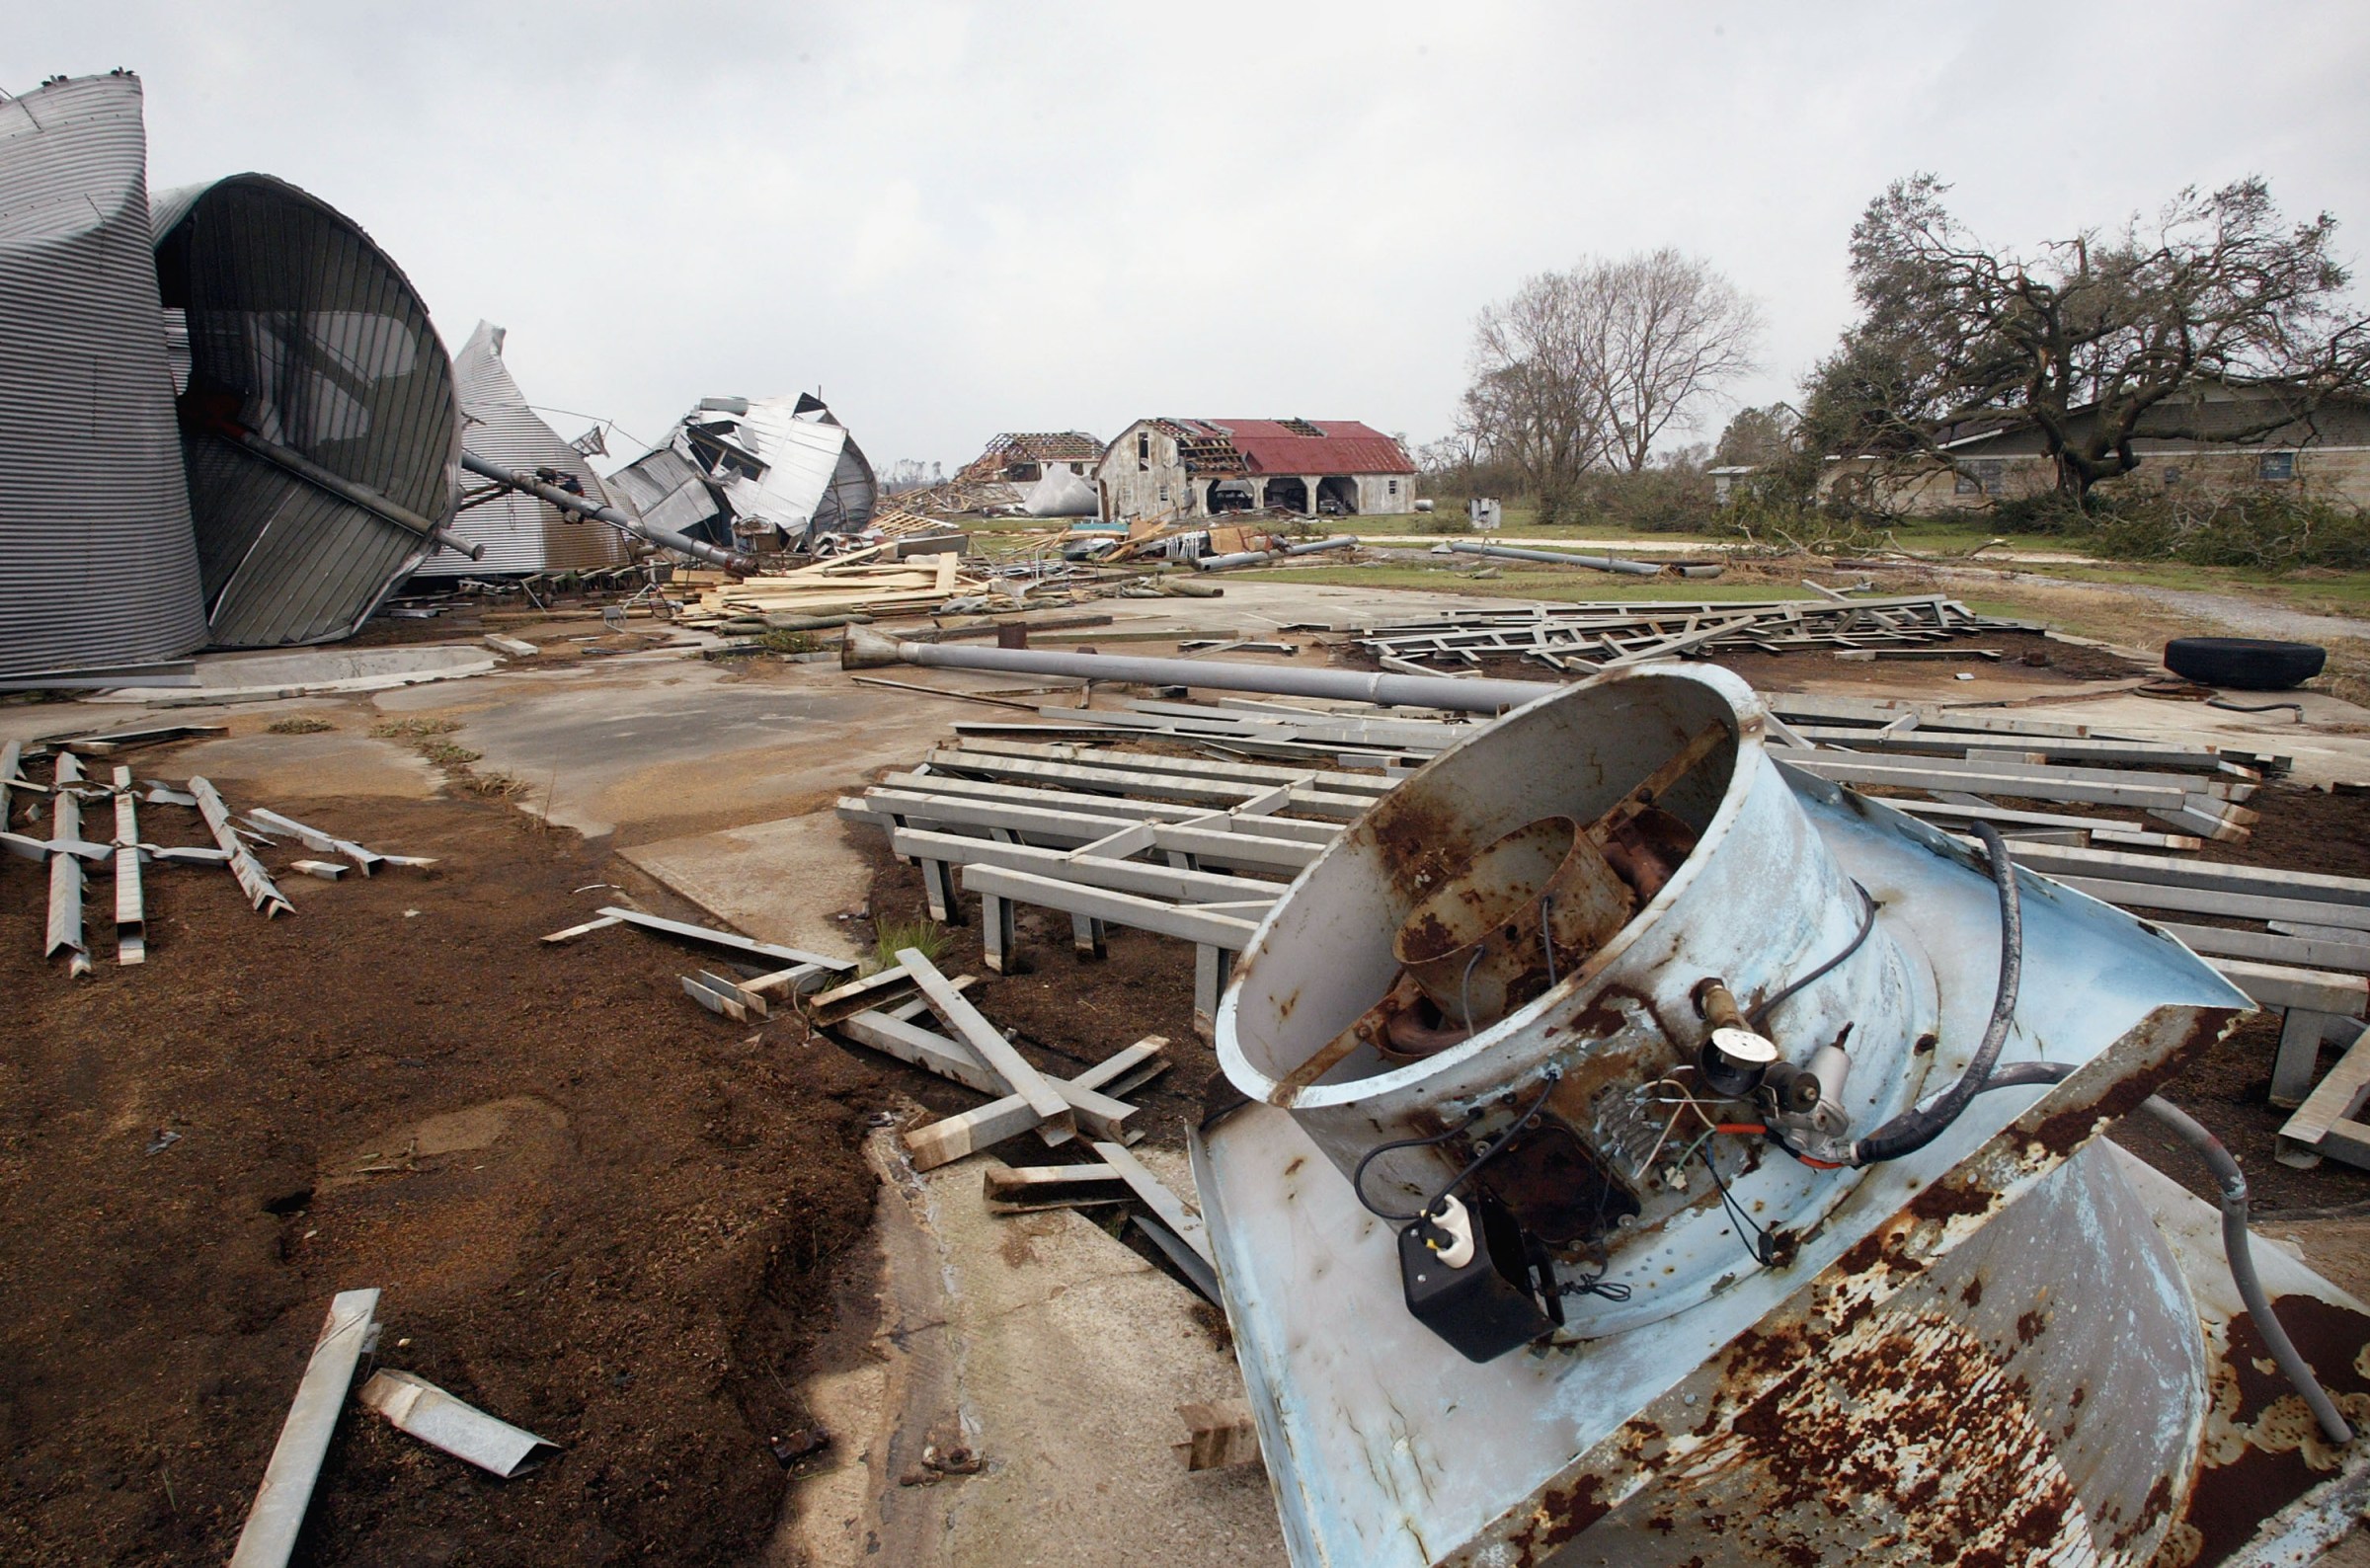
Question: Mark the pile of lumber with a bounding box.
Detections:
[675,548,979,626]
[1353,591,2032,670]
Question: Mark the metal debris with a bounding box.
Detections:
[356,1370,559,1478]
[226,1289,381,1568]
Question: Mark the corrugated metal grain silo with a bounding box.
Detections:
[410,320,630,578]
[0,72,208,682]
[152,173,462,646]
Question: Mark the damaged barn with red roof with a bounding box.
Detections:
[1094,418,1416,523]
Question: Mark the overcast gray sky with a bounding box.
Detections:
[17,2,2370,472]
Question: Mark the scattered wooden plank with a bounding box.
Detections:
[900,949,1075,1138]
[541,913,625,943]
[2278,1023,2370,1168]
[1176,1400,1262,1471]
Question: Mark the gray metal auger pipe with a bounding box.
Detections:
[459,452,756,573]
[840,624,1549,714]
[1448,540,1662,577]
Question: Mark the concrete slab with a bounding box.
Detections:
[367,658,994,844]
[618,810,873,961]
[778,1130,1283,1568]
[164,729,440,801]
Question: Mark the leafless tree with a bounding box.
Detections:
[1461,253,1761,517]
[1587,250,1765,473]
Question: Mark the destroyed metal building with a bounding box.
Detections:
[1096,419,1416,523]
[604,394,879,555]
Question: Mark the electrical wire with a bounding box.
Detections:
[1459,944,1486,1033]
[1539,894,1557,989]
[1746,881,1878,1031]
[1699,1142,1775,1265]
[1351,1070,1563,1223]
[1972,1060,2352,1446]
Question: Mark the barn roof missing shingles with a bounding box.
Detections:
[1132,419,1415,476]
[959,431,1105,480]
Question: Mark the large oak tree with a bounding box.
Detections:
[1805,175,2370,501]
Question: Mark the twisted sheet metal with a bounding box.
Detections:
[614,394,878,550]
[153,174,458,646]
[0,72,208,680]
[411,321,627,578]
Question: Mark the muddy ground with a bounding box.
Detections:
[0,783,890,1566]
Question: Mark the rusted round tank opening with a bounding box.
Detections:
[1218,666,1939,1333]
[1387,816,1636,1049]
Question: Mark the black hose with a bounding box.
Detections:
[1747,881,1877,1031]
[1851,823,2021,1165]
[1974,1060,2353,1446]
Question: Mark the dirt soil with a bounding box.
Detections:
[0,778,890,1566]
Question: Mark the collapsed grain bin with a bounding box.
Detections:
[0,71,209,684]
[410,321,630,579]
[605,393,877,554]
[154,172,470,646]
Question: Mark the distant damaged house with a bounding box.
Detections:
[1820,384,2370,512]
[411,322,629,579]
[1095,419,1415,522]
[959,431,1103,517]
[606,395,877,554]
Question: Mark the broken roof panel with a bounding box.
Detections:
[153,173,460,646]
[0,72,208,682]
[617,394,878,550]
[412,321,629,578]
[1211,420,1414,475]
[959,431,1105,480]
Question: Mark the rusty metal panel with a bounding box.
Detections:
[411,321,627,578]
[152,173,457,646]
[0,72,207,681]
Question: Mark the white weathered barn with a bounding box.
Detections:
[1095,419,1415,522]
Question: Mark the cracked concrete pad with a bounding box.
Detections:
[777,1131,1285,1568]
[618,811,873,961]
[163,729,440,799]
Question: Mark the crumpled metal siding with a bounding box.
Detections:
[152,174,458,646]
[0,72,208,680]
[411,320,628,578]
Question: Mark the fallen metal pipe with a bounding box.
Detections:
[227,429,485,561]
[1448,540,1660,577]
[459,452,754,573]
[1194,534,1360,572]
[841,624,1545,714]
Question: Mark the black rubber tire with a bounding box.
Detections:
[2162,636,2327,691]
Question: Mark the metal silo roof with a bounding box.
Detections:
[153,173,461,646]
[412,321,630,578]
[0,72,208,682]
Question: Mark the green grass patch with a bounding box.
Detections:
[265,717,334,735]
[869,918,949,978]
[370,717,461,740]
